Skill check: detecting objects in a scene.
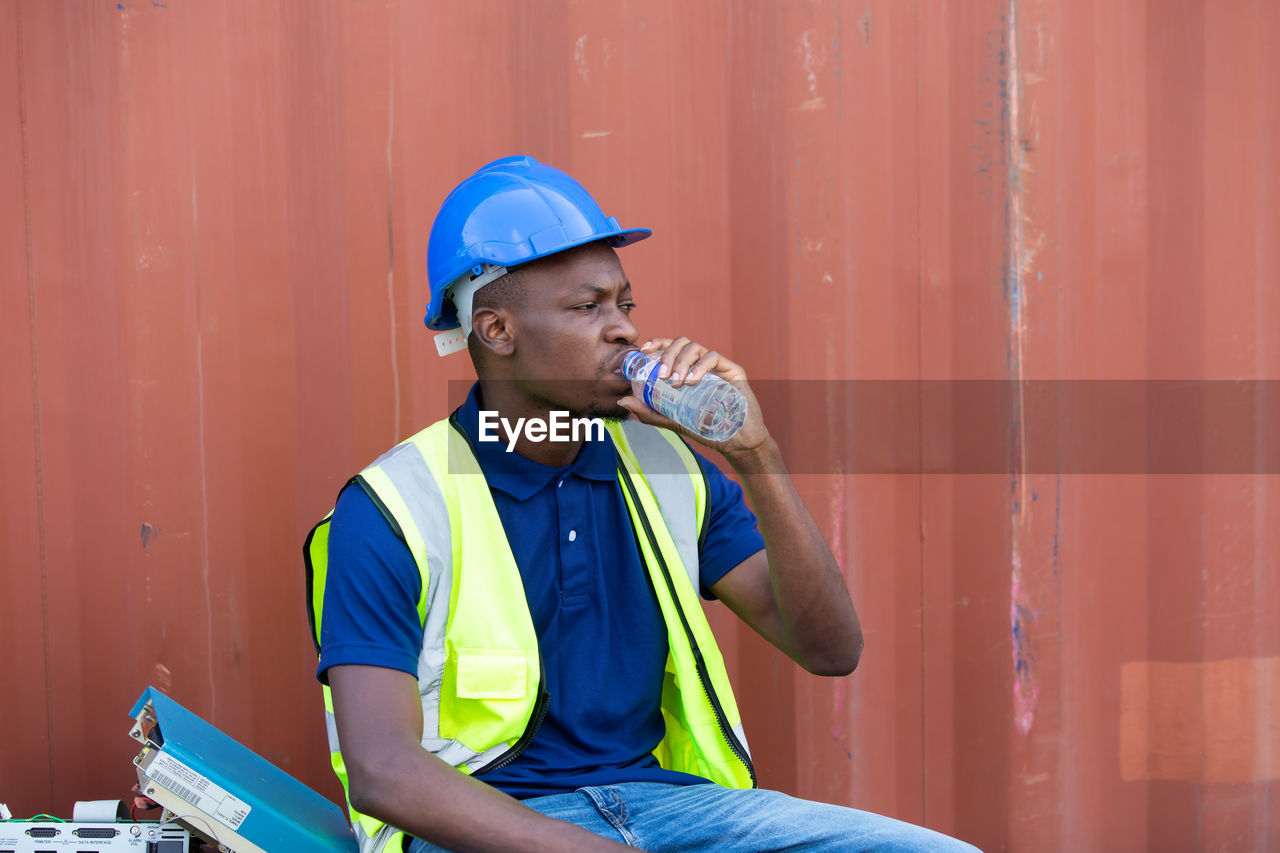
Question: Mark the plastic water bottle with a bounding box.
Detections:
[622,351,748,442]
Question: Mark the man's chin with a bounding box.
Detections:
[581,400,631,421]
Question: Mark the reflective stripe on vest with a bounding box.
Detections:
[305,418,754,853]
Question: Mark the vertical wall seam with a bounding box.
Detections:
[15,0,57,805]
[181,37,216,716]
[1005,0,1038,740]
[913,0,928,826]
[385,39,400,442]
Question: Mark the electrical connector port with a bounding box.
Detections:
[147,840,186,853]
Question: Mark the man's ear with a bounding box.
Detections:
[471,308,515,357]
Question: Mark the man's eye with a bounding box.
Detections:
[573,303,598,311]
[620,302,636,313]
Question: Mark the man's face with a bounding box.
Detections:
[506,242,639,419]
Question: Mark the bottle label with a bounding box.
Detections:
[641,365,657,410]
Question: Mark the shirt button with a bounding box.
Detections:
[568,530,577,542]
[558,480,564,488]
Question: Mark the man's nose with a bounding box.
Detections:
[606,306,639,344]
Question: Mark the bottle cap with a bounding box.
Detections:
[622,351,647,376]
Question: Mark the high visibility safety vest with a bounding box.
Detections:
[305,415,755,853]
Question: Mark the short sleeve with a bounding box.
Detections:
[690,447,766,597]
[316,482,425,684]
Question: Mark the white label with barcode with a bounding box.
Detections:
[148,751,251,830]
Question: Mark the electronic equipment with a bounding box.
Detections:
[129,687,358,853]
[0,818,188,853]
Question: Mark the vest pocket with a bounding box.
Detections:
[440,648,534,751]
[452,648,528,699]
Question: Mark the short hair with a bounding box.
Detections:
[472,265,528,316]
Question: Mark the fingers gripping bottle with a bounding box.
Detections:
[622,351,748,442]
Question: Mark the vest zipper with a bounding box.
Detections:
[689,649,757,787]
[472,658,550,776]
[617,464,757,788]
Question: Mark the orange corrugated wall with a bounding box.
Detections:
[1,2,1276,850]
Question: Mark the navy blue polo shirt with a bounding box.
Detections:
[317,383,765,798]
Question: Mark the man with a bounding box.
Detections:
[306,156,977,853]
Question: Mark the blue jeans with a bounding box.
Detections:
[407,782,980,852]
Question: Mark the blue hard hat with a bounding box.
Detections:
[424,156,652,330]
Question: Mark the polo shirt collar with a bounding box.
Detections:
[454,382,618,500]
